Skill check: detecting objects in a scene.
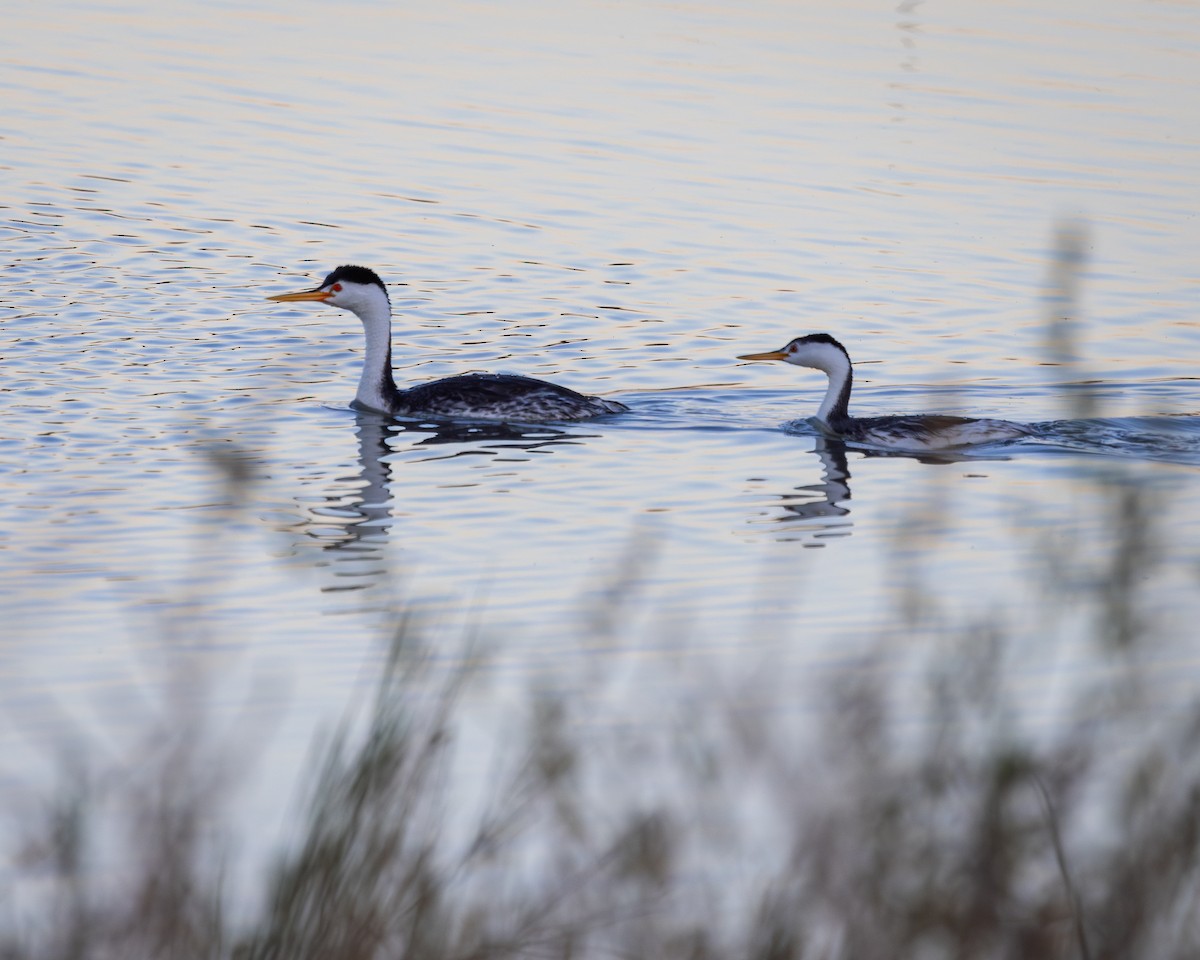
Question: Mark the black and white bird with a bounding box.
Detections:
[268,265,628,422]
[739,333,1030,451]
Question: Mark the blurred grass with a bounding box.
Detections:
[7,228,1200,959]
[11,463,1200,960]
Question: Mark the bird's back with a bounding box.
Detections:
[831,413,1031,450]
[393,372,627,422]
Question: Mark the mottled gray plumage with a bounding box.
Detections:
[374,372,627,421]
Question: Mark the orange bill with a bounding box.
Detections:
[737,349,789,361]
[267,288,331,303]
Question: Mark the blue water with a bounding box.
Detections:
[3,0,1200,904]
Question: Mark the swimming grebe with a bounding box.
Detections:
[268,265,628,422]
[738,333,1030,450]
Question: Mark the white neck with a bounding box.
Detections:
[352,295,399,412]
[808,350,852,424]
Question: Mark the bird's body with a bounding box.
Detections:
[739,333,1030,452]
[380,371,626,421]
[268,265,627,422]
[822,412,1029,448]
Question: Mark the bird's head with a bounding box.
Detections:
[268,264,391,317]
[738,333,851,374]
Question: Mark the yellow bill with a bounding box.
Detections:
[737,349,789,362]
[267,288,331,303]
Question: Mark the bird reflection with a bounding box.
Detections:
[756,439,854,543]
[304,412,396,592]
[391,417,590,451]
[754,430,1025,543]
[306,413,594,591]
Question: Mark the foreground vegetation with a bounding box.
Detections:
[7,442,1200,960]
[8,228,1200,958]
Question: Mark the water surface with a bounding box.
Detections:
[3,0,1200,892]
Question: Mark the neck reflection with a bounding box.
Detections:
[306,414,600,592]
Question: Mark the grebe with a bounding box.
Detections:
[268,265,628,422]
[738,333,1031,451]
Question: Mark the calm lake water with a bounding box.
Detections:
[3,0,1200,899]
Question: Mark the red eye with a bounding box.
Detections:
[331,283,343,292]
